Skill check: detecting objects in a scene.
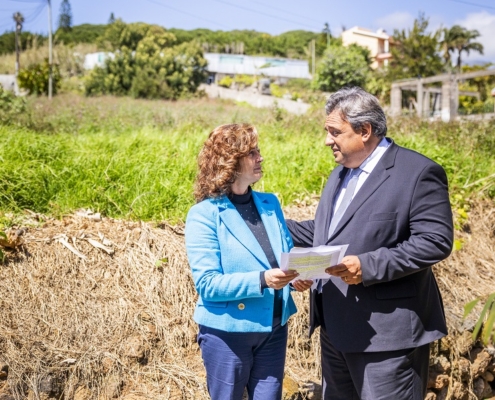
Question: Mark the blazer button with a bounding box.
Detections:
[238,303,245,310]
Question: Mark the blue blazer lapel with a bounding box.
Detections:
[216,196,270,269]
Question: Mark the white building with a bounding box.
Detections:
[83,52,115,70]
[203,53,311,84]
[341,27,393,69]
[82,51,312,84]
[0,75,19,95]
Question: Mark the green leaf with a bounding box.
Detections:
[155,257,168,268]
[473,293,495,341]
[453,239,463,251]
[0,231,7,239]
[464,298,480,318]
[481,299,495,345]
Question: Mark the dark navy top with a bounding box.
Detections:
[230,187,283,318]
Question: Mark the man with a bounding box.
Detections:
[286,87,453,400]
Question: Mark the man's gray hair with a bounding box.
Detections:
[325,87,387,138]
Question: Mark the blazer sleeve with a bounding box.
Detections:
[359,162,454,285]
[185,203,264,302]
[286,219,315,247]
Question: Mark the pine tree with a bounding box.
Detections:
[58,0,72,31]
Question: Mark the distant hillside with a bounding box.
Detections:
[0,23,328,59]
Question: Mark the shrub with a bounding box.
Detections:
[218,76,233,88]
[312,44,370,92]
[85,23,207,100]
[17,60,61,96]
[0,85,26,125]
[234,74,256,87]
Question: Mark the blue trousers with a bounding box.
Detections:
[197,317,288,400]
[320,327,430,400]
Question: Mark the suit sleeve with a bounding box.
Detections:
[359,162,454,285]
[185,204,264,302]
[286,219,315,247]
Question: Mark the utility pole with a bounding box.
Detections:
[311,39,316,77]
[47,0,53,99]
[13,12,24,76]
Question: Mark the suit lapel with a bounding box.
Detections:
[314,166,346,246]
[327,142,398,241]
[216,194,271,269]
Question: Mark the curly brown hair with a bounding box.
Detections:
[194,123,259,202]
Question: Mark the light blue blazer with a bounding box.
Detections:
[185,190,297,333]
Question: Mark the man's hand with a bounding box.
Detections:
[325,255,362,285]
[291,279,313,292]
[265,269,299,289]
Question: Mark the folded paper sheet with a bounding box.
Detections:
[281,244,349,280]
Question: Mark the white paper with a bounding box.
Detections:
[280,244,349,280]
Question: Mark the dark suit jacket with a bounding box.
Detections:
[287,140,454,352]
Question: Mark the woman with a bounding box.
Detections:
[185,123,312,400]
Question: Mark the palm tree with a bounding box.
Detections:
[440,25,463,68]
[454,28,483,71]
[441,25,484,71]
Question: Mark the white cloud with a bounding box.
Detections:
[373,12,416,34]
[456,11,495,64]
[373,12,446,35]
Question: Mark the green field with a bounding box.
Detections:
[1,94,494,224]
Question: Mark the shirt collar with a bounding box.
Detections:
[357,137,390,175]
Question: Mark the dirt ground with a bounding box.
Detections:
[0,199,494,399]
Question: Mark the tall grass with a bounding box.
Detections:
[0,94,494,223]
[0,42,97,76]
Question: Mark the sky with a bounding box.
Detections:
[1,0,495,64]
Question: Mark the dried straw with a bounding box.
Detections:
[0,200,493,399]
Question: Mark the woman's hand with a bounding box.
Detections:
[291,279,313,292]
[265,269,299,290]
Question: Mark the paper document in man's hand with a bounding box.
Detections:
[280,245,349,280]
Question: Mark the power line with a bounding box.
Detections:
[210,0,318,31]
[143,0,233,30]
[7,0,44,3]
[24,2,46,24]
[446,0,495,11]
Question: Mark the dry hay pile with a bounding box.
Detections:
[0,201,494,400]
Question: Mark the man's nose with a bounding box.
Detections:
[325,133,334,146]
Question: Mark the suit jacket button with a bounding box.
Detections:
[238,303,245,310]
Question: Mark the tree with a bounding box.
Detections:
[454,27,483,71]
[58,0,72,31]
[315,23,335,56]
[55,23,106,45]
[85,22,207,100]
[0,31,45,55]
[13,12,24,73]
[440,25,463,68]
[17,60,61,95]
[388,13,443,80]
[312,43,370,92]
[441,25,484,71]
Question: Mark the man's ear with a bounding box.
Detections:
[361,122,373,142]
